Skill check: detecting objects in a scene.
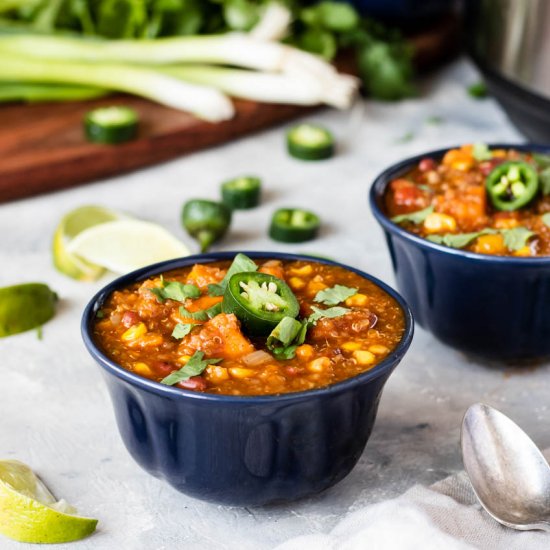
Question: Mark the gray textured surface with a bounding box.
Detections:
[1,59,548,549]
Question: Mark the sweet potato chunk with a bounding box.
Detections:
[259,260,285,280]
[179,313,254,359]
[186,264,226,288]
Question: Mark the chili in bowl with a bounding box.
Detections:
[370,143,550,362]
[82,251,413,505]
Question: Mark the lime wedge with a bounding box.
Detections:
[0,283,57,338]
[52,205,126,281]
[0,460,97,544]
[66,219,190,274]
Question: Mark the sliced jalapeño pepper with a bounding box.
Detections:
[269,208,320,243]
[221,176,261,209]
[486,161,539,211]
[222,272,299,336]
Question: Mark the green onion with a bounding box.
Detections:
[0,55,234,121]
[0,82,107,103]
[0,33,349,84]
[164,65,357,109]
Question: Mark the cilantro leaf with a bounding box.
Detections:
[172,323,194,339]
[542,213,550,227]
[391,205,434,225]
[207,283,225,297]
[501,227,535,251]
[150,280,200,303]
[208,253,258,297]
[472,143,492,161]
[308,306,350,325]
[314,284,358,306]
[540,167,550,196]
[161,351,221,386]
[267,317,308,360]
[427,229,496,249]
[178,306,209,322]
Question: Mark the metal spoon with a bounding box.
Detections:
[461,402,550,532]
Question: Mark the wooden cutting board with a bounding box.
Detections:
[0,15,459,203]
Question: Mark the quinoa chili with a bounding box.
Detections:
[384,144,550,256]
[92,255,405,396]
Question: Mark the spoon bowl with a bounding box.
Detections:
[461,403,550,531]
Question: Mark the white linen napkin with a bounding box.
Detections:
[275,451,550,550]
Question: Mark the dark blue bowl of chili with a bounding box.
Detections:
[370,143,550,362]
[81,251,413,506]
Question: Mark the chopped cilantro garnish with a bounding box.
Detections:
[314,284,357,306]
[161,351,221,386]
[308,306,350,325]
[501,227,535,251]
[391,205,434,225]
[150,280,200,303]
[207,253,258,296]
[172,323,194,339]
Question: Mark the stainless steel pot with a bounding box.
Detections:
[466,0,550,142]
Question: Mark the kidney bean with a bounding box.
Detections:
[152,361,177,376]
[479,158,505,176]
[177,376,207,391]
[121,310,140,328]
[418,158,436,172]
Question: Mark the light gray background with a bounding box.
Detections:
[1,59,547,549]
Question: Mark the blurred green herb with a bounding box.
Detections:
[0,0,415,101]
[468,81,488,99]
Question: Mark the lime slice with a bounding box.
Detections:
[0,460,97,543]
[52,205,126,281]
[66,219,190,274]
[0,283,57,338]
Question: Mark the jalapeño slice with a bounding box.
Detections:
[486,161,539,211]
[286,123,334,160]
[221,176,261,209]
[84,106,139,144]
[269,208,320,243]
[222,272,299,336]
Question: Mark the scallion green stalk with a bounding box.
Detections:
[0,55,234,120]
[0,33,342,83]
[0,82,108,102]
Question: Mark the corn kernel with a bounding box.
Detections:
[295,344,314,361]
[341,341,362,351]
[289,277,306,290]
[514,245,532,257]
[289,265,313,276]
[121,322,147,342]
[139,333,164,347]
[368,344,390,355]
[345,293,368,307]
[493,217,519,229]
[472,234,506,255]
[177,355,192,364]
[353,350,376,366]
[206,365,230,382]
[133,362,152,376]
[229,367,256,379]
[306,357,331,373]
[423,213,457,234]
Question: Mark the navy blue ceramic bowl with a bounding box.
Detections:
[370,144,550,362]
[82,251,413,506]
